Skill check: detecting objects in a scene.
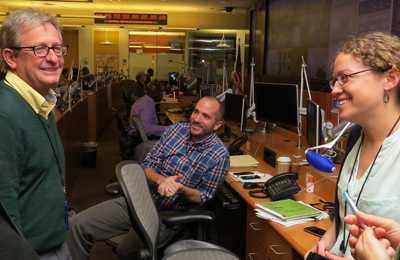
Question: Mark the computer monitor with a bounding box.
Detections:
[306,100,325,147]
[224,93,247,132]
[168,72,178,86]
[254,82,299,130]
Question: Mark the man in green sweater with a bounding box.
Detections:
[0,8,71,259]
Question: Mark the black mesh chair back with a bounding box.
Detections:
[116,111,129,137]
[116,161,159,260]
[163,247,239,260]
[116,161,240,260]
[131,114,149,142]
[134,140,158,163]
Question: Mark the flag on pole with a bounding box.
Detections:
[233,40,242,94]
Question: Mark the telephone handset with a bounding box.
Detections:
[249,172,300,201]
[227,134,248,155]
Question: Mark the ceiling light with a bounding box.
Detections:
[99,31,113,45]
[129,31,185,36]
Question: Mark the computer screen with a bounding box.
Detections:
[254,82,298,129]
[224,93,247,132]
[168,72,178,86]
[306,100,325,147]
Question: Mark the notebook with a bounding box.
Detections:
[256,199,321,221]
[230,155,259,167]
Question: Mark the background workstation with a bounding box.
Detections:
[1,1,399,259]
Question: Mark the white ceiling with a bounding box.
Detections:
[3,0,257,14]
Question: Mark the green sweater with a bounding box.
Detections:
[0,81,66,254]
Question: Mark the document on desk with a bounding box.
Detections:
[230,155,259,167]
[229,171,272,183]
[255,200,329,227]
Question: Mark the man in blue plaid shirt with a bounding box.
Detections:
[68,96,230,260]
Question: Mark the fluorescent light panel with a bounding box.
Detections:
[129,31,185,36]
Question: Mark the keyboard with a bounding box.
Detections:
[216,182,242,210]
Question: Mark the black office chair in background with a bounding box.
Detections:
[115,161,239,260]
[106,112,159,195]
[120,79,136,118]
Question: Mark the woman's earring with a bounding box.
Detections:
[384,90,390,103]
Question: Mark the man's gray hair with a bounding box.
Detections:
[0,8,62,69]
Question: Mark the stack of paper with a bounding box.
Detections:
[229,171,272,183]
[230,155,259,167]
[255,199,328,227]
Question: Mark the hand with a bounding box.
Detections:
[157,175,183,197]
[353,227,394,260]
[304,241,328,260]
[345,211,400,247]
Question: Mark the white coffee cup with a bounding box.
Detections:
[276,156,292,174]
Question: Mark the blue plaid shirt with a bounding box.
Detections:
[142,122,229,210]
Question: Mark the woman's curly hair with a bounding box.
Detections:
[338,32,400,72]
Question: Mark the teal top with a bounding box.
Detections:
[0,81,66,253]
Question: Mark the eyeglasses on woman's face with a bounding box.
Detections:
[329,69,375,90]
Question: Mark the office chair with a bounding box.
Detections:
[120,79,136,117]
[106,110,159,195]
[162,248,239,260]
[130,114,149,142]
[130,114,159,162]
[115,161,239,260]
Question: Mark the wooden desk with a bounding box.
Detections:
[160,95,197,112]
[165,111,188,124]
[56,98,89,198]
[226,127,337,259]
[86,86,114,141]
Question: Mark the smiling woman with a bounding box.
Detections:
[306,32,400,260]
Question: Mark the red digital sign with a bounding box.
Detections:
[95,12,167,25]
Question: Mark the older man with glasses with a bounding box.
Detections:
[0,8,71,260]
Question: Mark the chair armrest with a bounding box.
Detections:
[160,209,215,226]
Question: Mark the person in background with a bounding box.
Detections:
[67,96,229,260]
[306,32,400,259]
[146,67,154,84]
[134,71,147,89]
[71,67,78,82]
[0,8,71,259]
[128,85,167,138]
[80,66,95,90]
[59,68,69,85]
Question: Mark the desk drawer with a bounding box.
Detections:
[246,206,268,260]
[246,206,296,260]
[264,224,293,260]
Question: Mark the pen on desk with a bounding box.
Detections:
[343,191,367,228]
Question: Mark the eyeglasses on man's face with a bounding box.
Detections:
[11,45,68,57]
[329,69,375,90]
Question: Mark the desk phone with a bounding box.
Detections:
[249,172,300,201]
